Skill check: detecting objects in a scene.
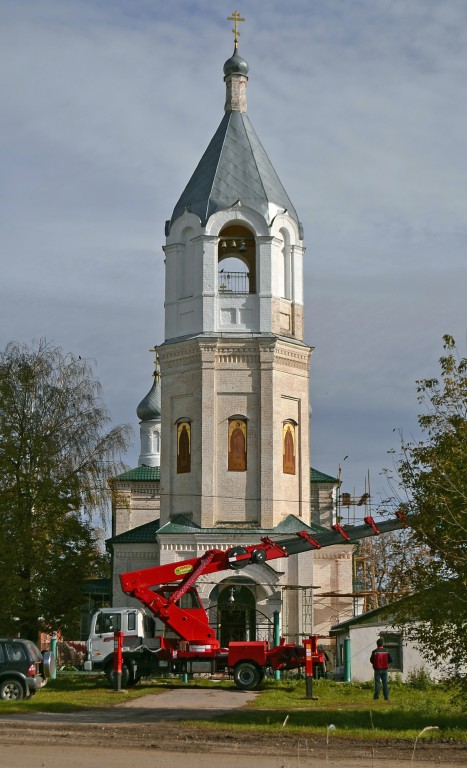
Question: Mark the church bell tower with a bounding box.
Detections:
[159,26,312,530]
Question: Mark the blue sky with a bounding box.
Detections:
[1,0,466,519]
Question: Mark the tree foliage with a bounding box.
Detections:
[0,340,132,639]
[386,335,467,696]
[354,529,429,611]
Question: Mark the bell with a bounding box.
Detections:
[221,239,227,248]
[231,240,237,248]
[239,240,247,253]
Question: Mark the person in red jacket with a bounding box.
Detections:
[370,638,392,700]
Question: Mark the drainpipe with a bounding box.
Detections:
[344,636,351,682]
[50,633,57,680]
[273,610,281,681]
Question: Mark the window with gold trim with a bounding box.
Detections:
[283,420,296,475]
[176,419,191,474]
[228,417,247,471]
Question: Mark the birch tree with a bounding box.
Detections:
[0,340,132,639]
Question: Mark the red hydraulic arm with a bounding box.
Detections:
[119,513,406,645]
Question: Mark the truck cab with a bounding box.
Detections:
[84,607,156,674]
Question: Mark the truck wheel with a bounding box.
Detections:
[234,662,261,690]
[105,662,130,688]
[0,679,24,701]
[126,673,140,687]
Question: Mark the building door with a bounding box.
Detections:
[218,585,256,647]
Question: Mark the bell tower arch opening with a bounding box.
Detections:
[218,224,256,294]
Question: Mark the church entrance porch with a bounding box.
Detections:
[217,584,256,647]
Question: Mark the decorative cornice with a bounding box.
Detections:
[313,550,353,560]
[158,337,312,373]
[114,550,157,559]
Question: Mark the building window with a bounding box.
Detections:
[280,227,292,300]
[179,227,194,299]
[380,632,403,672]
[153,429,160,453]
[337,641,344,667]
[283,420,297,475]
[228,417,247,471]
[176,419,191,474]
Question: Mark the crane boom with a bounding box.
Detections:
[120,513,405,599]
[110,512,408,690]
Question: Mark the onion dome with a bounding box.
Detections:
[136,371,161,422]
[223,49,249,77]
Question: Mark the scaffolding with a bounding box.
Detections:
[281,585,317,640]
[336,469,381,613]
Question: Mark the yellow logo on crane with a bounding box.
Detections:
[174,564,193,576]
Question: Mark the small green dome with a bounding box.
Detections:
[223,50,249,77]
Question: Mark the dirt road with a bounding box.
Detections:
[0,741,465,768]
[0,688,464,767]
[0,735,465,768]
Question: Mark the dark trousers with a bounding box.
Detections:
[374,669,389,700]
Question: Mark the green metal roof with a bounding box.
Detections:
[310,467,339,484]
[115,466,333,485]
[114,466,161,482]
[274,514,330,535]
[157,514,202,534]
[109,519,160,545]
[109,513,333,550]
[157,513,329,537]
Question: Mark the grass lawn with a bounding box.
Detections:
[0,674,465,743]
[224,678,467,742]
[0,674,157,712]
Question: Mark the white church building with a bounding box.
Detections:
[108,33,356,650]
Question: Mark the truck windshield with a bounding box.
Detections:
[95,613,122,634]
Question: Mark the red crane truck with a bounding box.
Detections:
[90,513,405,690]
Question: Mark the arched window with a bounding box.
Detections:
[218,225,256,294]
[283,420,297,475]
[153,428,160,453]
[176,419,191,473]
[228,417,247,471]
[280,227,292,301]
[179,227,194,299]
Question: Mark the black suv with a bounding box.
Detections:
[0,638,55,701]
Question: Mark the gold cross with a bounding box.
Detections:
[227,10,245,49]
[149,346,160,376]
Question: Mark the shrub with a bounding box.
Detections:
[407,667,434,690]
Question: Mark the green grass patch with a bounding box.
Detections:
[0,675,168,714]
[218,678,466,741]
[249,677,453,709]
[1,674,466,743]
[219,704,466,742]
